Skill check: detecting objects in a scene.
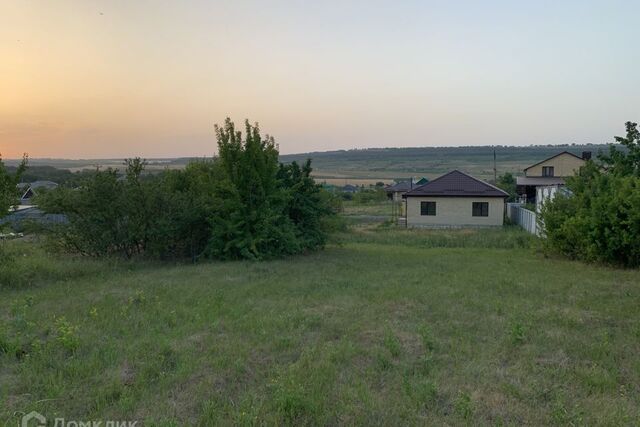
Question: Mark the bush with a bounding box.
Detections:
[541,168,640,267]
[0,155,27,221]
[540,122,640,267]
[496,172,517,202]
[39,119,337,261]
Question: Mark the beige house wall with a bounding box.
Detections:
[525,153,585,177]
[406,196,505,227]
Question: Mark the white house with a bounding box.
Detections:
[402,170,509,227]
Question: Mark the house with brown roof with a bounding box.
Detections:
[402,170,509,227]
[516,151,589,203]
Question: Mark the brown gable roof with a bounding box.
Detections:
[523,151,584,171]
[403,170,509,198]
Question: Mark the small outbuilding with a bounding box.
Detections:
[402,170,508,227]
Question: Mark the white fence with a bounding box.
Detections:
[506,203,539,236]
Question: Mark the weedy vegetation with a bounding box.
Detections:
[1,225,639,425]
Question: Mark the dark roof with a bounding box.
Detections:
[523,151,584,171]
[516,176,566,186]
[385,181,412,192]
[17,180,58,190]
[385,177,430,193]
[403,170,509,198]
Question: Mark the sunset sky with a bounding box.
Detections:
[1,0,639,159]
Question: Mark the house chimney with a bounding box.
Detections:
[582,151,592,160]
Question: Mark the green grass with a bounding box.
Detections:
[1,228,639,425]
[341,200,392,217]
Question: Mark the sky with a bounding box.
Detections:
[1,0,639,159]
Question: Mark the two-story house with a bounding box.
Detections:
[516,151,589,205]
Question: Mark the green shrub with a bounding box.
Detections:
[0,154,27,221]
[38,119,337,261]
[540,122,640,267]
[496,172,517,202]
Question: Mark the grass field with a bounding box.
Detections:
[341,200,393,219]
[1,227,639,425]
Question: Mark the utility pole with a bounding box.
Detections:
[493,149,497,183]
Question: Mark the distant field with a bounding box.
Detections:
[1,226,639,425]
[5,144,611,184]
[280,144,609,182]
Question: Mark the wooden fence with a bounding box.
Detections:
[506,203,539,236]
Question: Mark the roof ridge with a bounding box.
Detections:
[453,169,509,196]
[410,170,455,191]
[403,169,508,198]
[523,151,584,171]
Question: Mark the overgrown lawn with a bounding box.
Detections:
[1,228,639,425]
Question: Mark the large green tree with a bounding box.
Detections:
[207,119,300,259]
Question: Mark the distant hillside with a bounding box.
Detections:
[5,143,613,185]
[280,144,611,183]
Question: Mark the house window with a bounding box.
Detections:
[420,201,436,216]
[542,166,554,177]
[472,202,489,217]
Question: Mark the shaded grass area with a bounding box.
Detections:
[1,230,639,425]
[335,225,536,249]
[0,239,108,290]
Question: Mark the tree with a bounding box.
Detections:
[599,121,640,176]
[496,172,516,202]
[207,119,300,259]
[0,154,28,220]
[540,122,640,267]
[39,118,336,261]
[278,159,333,250]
